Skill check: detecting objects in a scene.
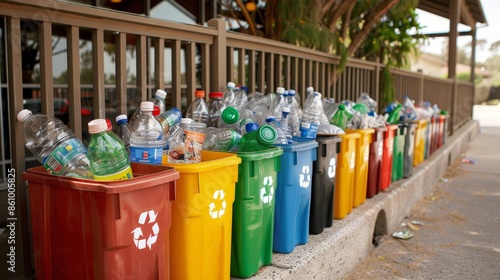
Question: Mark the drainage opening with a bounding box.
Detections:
[372,209,388,247]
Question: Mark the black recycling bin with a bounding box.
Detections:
[366,127,387,199]
[309,135,341,235]
[403,123,416,178]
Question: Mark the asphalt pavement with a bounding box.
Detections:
[344,127,500,280]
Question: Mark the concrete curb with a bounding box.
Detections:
[243,120,479,280]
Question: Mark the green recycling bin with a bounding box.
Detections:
[391,124,406,182]
[230,147,283,279]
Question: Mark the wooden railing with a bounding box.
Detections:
[0,1,475,277]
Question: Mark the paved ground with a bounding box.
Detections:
[344,127,500,280]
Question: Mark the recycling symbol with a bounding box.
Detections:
[260,176,274,204]
[131,210,159,250]
[209,189,227,219]
[364,145,369,162]
[327,157,336,178]
[299,165,311,188]
[349,153,355,170]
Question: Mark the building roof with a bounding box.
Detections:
[418,0,487,27]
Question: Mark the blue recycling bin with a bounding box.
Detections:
[273,140,318,254]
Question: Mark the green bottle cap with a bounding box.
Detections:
[221,107,240,124]
[353,103,369,114]
[338,104,346,110]
[257,124,277,145]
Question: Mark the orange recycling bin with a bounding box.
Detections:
[164,151,241,280]
[346,128,374,208]
[413,120,427,166]
[334,132,360,219]
[380,125,398,191]
[23,163,179,280]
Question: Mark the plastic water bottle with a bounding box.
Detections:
[386,104,402,125]
[238,108,257,135]
[330,104,348,130]
[217,106,240,130]
[168,118,206,163]
[299,91,323,138]
[280,107,293,141]
[87,119,133,181]
[286,89,301,136]
[116,114,131,154]
[223,82,237,106]
[202,128,241,151]
[207,91,226,127]
[237,124,277,152]
[234,85,248,108]
[185,90,209,125]
[129,89,167,125]
[16,109,93,179]
[156,107,183,136]
[265,116,289,144]
[268,87,286,122]
[129,101,164,164]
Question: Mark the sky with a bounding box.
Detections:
[416,0,499,63]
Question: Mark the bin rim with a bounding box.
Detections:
[315,134,342,144]
[235,146,283,161]
[22,163,180,194]
[345,128,375,135]
[164,150,241,173]
[274,139,318,152]
[340,132,360,139]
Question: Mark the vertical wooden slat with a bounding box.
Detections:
[238,48,245,86]
[115,32,127,114]
[67,25,82,139]
[137,35,147,102]
[275,54,283,88]
[291,57,300,93]
[257,51,265,93]
[299,59,306,102]
[171,40,182,109]
[284,56,290,90]
[326,64,331,98]
[92,28,105,118]
[39,21,54,116]
[305,60,312,88]
[319,62,325,94]
[227,47,234,83]
[7,16,32,278]
[201,44,210,93]
[248,50,256,94]
[186,41,197,104]
[266,53,274,92]
[313,61,319,92]
[154,37,165,91]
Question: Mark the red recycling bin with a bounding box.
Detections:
[366,127,387,198]
[437,115,446,149]
[380,125,398,191]
[23,163,179,280]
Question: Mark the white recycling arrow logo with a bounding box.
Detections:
[299,165,311,188]
[260,176,274,204]
[209,189,227,219]
[328,157,336,178]
[131,210,159,250]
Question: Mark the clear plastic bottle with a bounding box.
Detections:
[265,116,289,144]
[116,114,131,155]
[129,89,167,125]
[185,90,209,125]
[16,109,93,179]
[156,107,183,136]
[268,87,286,122]
[330,103,348,130]
[280,107,293,141]
[202,128,241,152]
[129,101,164,164]
[207,91,226,128]
[168,118,206,163]
[223,82,237,106]
[299,91,323,139]
[237,124,277,152]
[238,108,257,135]
[87,119,133,181]
[234,85,248,109]
[286,89,301,136]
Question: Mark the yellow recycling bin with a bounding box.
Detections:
[334,132,360,219]
[346,128,375,208]
[413,120,427,166]
[164,151,241,280]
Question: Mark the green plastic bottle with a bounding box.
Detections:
[330,104,348,130]
[237,124,277,152]
[87,119,133,181]
[387,104,402,125]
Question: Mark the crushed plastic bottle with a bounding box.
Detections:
[87,119,133,181]
[17,109,93,179]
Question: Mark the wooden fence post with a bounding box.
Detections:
[208,18,227,92]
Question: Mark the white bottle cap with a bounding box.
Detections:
[140,101,154,112]
[116,114,128,122]
[276,87,285,94]
[88,119,108,134]
[306,86,314,92]
[227,82,236,88]
[155,89,167,99]
[17,109,32,123]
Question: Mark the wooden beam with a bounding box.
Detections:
[448,0,460,79]
[460,0,476,28]
[470,28,477,83]
[417,31,473,38]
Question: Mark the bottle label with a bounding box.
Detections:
[42,138,88,175]
[300,122,319,138]
[130,146,163,164]
[93,165,134,181]
[168,130,205,163]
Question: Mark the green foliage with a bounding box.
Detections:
[456,72,483,84]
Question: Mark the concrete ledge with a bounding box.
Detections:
[242,120,479,280]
